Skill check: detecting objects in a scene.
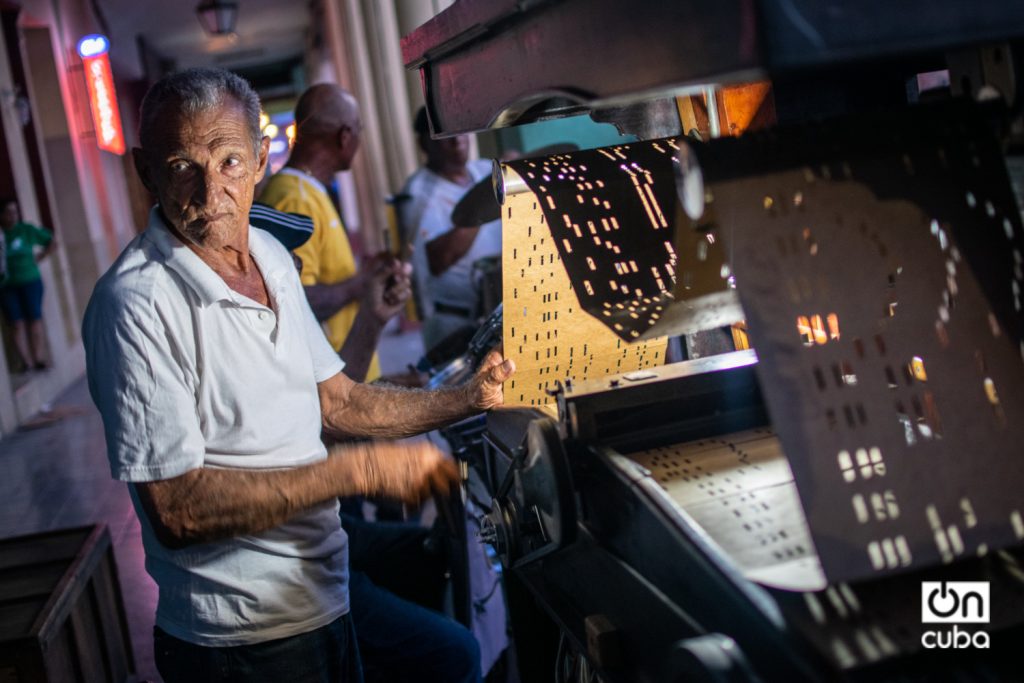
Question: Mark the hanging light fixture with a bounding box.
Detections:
[196,0,239,36]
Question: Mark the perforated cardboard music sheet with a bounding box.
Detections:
[500,187,667,407]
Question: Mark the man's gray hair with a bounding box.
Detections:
[139,67,262,155]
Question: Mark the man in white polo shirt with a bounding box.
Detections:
[401,107,502,351]
[82,67,514,683]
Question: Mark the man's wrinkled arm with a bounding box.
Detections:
[318,371,473,439]
[318,351,514,439]
[133,435,457,549]
[133,454,369,549]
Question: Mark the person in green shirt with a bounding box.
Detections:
[1,198,55,371]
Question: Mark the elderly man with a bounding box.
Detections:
[83,68,514,683]
[259,83,403,383]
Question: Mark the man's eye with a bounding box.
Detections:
[170,161,190,173]
[224,157,241,168]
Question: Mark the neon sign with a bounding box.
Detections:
[76,34,109,58]
[77,35,125,155]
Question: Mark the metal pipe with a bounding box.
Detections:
[704,86,721,138]
[495,160,530,203]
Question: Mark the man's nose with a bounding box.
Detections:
[194,168,225,208]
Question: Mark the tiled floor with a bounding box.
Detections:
[0,324,426,682]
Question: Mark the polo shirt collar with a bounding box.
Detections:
[247,226,291,306]
[279,167,328,195]
[145,206,288,308]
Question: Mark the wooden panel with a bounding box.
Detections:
[0,563,67,605]
[43,625,79,682]
[501,189,667,407]
[91,560,131,683]
[0,526,134,682]
[0,532,92,572]
[69,588,106,682]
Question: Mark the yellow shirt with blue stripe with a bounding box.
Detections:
[259,168,380,381]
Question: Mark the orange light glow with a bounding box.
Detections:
[827,313,840,340]
[810,314,827,345]
[909,356,928,382]
[82,52,125,154]
[797,313,838,346]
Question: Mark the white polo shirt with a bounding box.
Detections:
[83,207,348,646]
[401,159,502,312]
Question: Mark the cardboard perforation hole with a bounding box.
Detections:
[922,391,943,438]
[987,313,1001,338]
[911,396,933,439]
[843,405,856,429]
[813,367,827,391]
[832,364,845,389]
[841,360,858,386]
[895,400,916,446]
[908,356,928,382]
[984,377,1006,427]
[803,227,818,256]
[827,314,841,341]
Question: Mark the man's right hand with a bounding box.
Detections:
[334,440,459,505]
[361,254,412,324]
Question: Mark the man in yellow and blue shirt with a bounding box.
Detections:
[260,85,409,383]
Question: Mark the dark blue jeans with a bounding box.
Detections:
[153,613,363,683]
[350,570,481,683]
[343,513,481,683]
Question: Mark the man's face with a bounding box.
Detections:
[135,99,268,250]
[0,202,18,228]
[426,134,469,168]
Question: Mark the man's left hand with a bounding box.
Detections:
[465,350,515,411]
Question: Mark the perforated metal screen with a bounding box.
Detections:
[697,101,1024,581]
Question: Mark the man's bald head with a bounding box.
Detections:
[294,84,360,140]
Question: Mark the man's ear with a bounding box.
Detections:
[132,148,157,195]
[255,135,271,181]
[338,126,354,151]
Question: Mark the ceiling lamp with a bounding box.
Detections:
[196,0,239,37]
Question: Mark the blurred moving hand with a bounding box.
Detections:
[335,440,459,505]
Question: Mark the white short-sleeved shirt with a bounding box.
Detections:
[83,207,348,646]
[401,159,502,312]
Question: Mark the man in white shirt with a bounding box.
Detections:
[400,108,502,350]
[83,67,514,683]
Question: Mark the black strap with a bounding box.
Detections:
[433,301,472,317]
